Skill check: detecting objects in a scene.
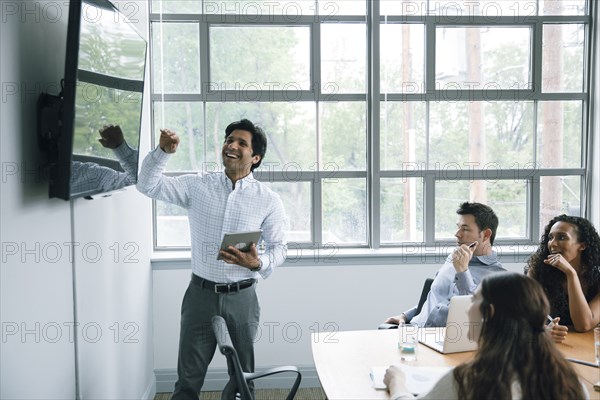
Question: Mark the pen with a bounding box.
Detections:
[566,357,599,368]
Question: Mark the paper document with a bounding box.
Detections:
[370,365,451,394]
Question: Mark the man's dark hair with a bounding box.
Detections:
[224,119,267,171]
[456,202,499,245]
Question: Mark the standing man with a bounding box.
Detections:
[383,202,505,327]
[137,119,287,399]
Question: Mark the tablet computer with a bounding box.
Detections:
[217,230,262,260]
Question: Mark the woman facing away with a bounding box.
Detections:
[526,215,600,332]
[384,272,588,400]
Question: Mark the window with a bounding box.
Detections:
[149,0,593,252]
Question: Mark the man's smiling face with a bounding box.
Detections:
[222,129,260,179]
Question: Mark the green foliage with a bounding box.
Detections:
[323,179,366,243]
[73,4,145,158]
[321,102,366,170]
[152,23,200,93]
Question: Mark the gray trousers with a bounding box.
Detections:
[172,278,260,400]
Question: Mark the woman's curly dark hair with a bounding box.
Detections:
[526,215,600,325]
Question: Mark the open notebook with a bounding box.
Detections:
[370,365,451,395]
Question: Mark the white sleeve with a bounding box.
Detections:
[136,147,193,209]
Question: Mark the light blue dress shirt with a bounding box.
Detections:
[405,252,505,327]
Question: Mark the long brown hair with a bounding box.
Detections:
[453,272,585,399]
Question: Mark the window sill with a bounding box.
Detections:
[151,244,538,270]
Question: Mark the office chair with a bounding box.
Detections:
[211,315,302,400]
[378,277,434,329]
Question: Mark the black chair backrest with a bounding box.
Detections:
[212,315,254,400]
[415,278,434,315]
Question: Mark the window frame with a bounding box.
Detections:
[148,0,594,254]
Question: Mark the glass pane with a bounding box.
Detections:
[204,102,317,171]
[435,180,528,240]
[537,101,582,168]
[381,0,427,16]
[380,101,426,170]
[74,84,142,158]
[321,23,367,94]
[153,102,204,172]
[156,202,191,247]
[151,0,202,13]
[540,0,586,16]
[204,0,315,15]
[429,101,534,169]
[209,26,310,90]
[262,181,311,243]
[381,178,424,243]
[320,102,366,170]
[436,27,531,90]
[539,175,582,235]
[542,24,585,93]
[381,24,425,93]
[320,0,366,15]
[152,23,200,94]
[323,178,366,244]
[79,3,146,80]
[432,1,536,16]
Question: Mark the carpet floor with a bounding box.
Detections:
[154,387,327,400]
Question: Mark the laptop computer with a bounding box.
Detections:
[417,295,479,354]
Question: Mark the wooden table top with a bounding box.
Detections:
[311,328,599,399]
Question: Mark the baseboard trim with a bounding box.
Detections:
[154,365,320,393]
[142,376,157,400]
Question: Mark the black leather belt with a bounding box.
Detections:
[191,274,256,293]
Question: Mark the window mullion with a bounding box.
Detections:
[425,18,436,96]
[530,176,540,243]
[424,173,436,245]
[532,20,543,96]
[313,180,323,246]
[199,20,210,100]
[369,0,381,249]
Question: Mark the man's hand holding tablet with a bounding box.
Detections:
[217,230,263,271]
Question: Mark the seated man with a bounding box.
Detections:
[383,202,505,327]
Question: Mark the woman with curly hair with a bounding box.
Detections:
[526,215,600,332]
[384,272,588,400]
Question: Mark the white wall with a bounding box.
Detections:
[1,3,76,398]
[0,1,154,398]
[73,188,154,399]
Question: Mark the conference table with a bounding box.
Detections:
[311,328,599,399]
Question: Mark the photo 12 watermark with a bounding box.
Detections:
[1,241,140,264]
[1,321,140,344]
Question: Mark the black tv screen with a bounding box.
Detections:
[48,0,147,200]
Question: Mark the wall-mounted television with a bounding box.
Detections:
[38,0,147,200]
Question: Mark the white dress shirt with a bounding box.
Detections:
[137,147,287,282]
